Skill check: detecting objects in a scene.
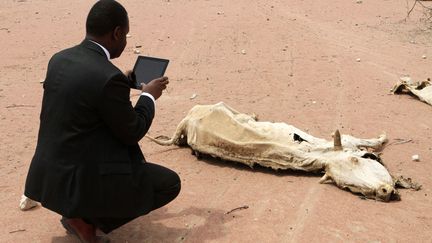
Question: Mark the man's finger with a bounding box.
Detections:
[160,80,169,86]
[159,78,168,83]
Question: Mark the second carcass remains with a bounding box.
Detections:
[391,78,432,106]
[146,102,402,201]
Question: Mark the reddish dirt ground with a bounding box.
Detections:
[1,0,432,242]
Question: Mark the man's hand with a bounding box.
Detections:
[141,76,169,100]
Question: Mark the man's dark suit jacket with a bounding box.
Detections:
[25,40,155,218]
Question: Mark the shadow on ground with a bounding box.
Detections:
[51,206,236,243]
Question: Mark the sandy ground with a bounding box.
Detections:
[1,0,432,242]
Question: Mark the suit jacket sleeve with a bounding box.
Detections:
[98,73,155,145]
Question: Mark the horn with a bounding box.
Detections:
[333,129,342,151]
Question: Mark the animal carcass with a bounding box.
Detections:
[391,78,432,106]
[147,102,398,201]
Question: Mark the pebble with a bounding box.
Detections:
[356,58,361,62]
[133,49,140,54]
[412,154,420,161]
[39,79,45,83]
[126,34,132,38]
[422,54,427,59]
[190,93,197,100]
[356,0,362,3]
[241,49,246,55]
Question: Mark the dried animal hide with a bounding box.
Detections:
[147,102,400,201]
[391,78,432,106]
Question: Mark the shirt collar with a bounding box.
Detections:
[89,40,111,60]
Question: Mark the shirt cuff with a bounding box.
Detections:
[141,92,155,104]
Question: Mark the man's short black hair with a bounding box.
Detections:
[86,0,128,36]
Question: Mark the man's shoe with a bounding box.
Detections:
[60,217,110,243]
[60,217,97,243]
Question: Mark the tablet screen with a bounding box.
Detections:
[132,56,169,87]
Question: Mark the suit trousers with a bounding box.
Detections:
[83,162,181,234]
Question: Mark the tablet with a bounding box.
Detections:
[132,56,169,88]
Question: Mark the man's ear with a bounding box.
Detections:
[112,26,122,41]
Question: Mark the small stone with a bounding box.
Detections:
[356,0,362,3]
[412,154,420,161]
[39,79,45,83]
[410,40,415,44]
[241,49,246,55]
[312,101,317,104]
[133,49,140,54]
[190,93,197,100]
[356,58,361,62]
[126,34,132,38]
[422,54,427,59]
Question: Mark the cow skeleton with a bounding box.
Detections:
[147,102,399,201]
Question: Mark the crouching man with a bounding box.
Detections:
[24,1,180,242]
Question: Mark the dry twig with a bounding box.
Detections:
[387,138,413,146]
[9,229,26,234]
[407,0,432,18]
[5,104,35,109]
[225,205,249,214]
